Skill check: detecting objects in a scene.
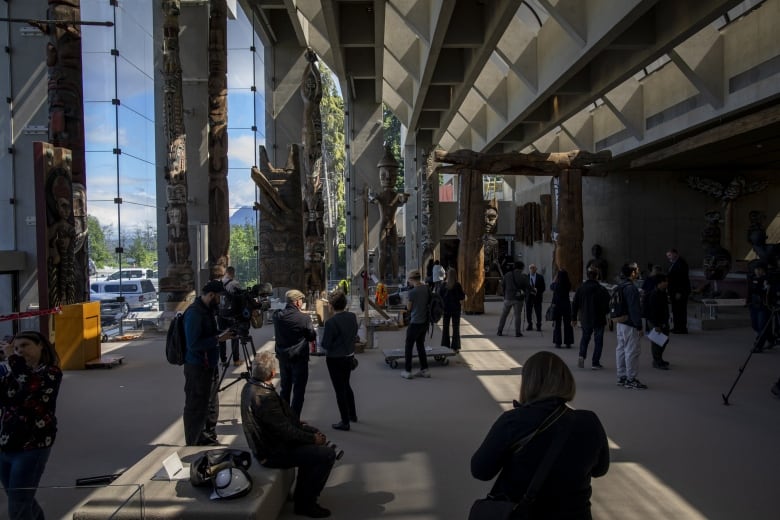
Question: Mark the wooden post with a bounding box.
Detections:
[459,169,486,314]
[363,187,372,347]
[554,169,584,288]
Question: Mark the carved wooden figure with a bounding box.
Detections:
[46,0,88,302]
[208,0,230,279]
[160,0,194,301]
[252,145,305,290]
[369,146,410,282]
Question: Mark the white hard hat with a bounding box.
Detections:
[209,467,253,500]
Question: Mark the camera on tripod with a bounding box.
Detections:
[219,283,273,334]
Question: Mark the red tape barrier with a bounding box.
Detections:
[0,306,62,323]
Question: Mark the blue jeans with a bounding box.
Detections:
[0,447,51,520]
[278,355,309,419]
[578,325,605,365]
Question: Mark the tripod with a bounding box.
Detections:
[217,332,257,393]
[722,305,780,405]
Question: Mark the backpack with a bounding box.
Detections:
[427,287,445,336]
[165,311,187,365]
[609,283,629,324]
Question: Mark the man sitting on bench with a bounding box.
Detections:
[241,351,336,518]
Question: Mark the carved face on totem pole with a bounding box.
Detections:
[378,146,399,190]
[484,207,498,235]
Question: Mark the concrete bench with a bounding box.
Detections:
[73,446,294,520]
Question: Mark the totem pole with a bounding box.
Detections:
[46,0,88,302]
[160,0,194,302]
[419,151,436,275]
[301,48,326,295]
[369,146,410,282]
[208,0,230,279]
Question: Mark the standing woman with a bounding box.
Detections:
[439,267,466,353]
[321,290,358,431]
[551,269,574,348]
[0,330,62,520]
[471,351,609,519]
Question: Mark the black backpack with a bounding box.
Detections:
[165,311,187,365]
[609,283,629,323]
[427,287,444,336]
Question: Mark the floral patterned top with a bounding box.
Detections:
[0,355,62,452]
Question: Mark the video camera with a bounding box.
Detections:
[220,283,273,335]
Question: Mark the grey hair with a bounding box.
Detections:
[252,351,276,381]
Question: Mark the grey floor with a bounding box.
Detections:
[13,300,780,519]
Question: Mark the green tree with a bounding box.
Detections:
[319,62,347,277]
[229,223,258,286]
[87,215,112,267]
[126,229,155,267]
[382,103,405,191]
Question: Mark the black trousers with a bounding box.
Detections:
[278,355,309,419]
[525,296,543,328]
[671,293,688,332]
[264,445,336,507]
[404,322,430,372]
[219,337,240,362]
[183,364,219,445]
[441,311,461,351]
[326,357,356,423]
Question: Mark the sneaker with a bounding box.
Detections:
[577,357,585,368]
[414,369,431,378]
[624,378,648,389]
[515,332,523,337]
[497,331,503,336]
[591,363,604,370]
[616,376,627,386]
[400,371,413,379]
[653,361,669,370]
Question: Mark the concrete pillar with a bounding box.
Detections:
[345,94,383,281]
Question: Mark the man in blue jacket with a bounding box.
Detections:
[615,263,647,389]
[183,280,235,446]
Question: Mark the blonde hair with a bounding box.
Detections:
[519,351,575,404]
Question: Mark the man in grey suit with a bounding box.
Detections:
[525,263,546,331]
[497,262,529,337]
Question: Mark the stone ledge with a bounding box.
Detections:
[73,446,293,520]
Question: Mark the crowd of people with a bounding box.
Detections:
[7,244,776,520]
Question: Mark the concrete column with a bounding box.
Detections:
[345,95,383,281]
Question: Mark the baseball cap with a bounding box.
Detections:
[408,269,421,280]
[202,280,226,294]
[286,289,306,302]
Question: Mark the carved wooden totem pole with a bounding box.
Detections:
[435,149,610,313]
[370,146,410,282]
[208,0,230,279]
[300,49,325,295]
[160,0,194,303]
[252,147,304,289]
[34,143,77,311]
[419,151,436,274]
[46,0,88,303]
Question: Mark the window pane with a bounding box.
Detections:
[117,106,154,160]
[84,102,116,151]
[83,53,115,102]
[117,58,154,118]
[228,49,255,89]
[227,89,256,128]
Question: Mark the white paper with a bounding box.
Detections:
[647,329,669,346]
[151,452,190,481]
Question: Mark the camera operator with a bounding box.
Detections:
[241,351,336,518]
[183,280,235,446]
[747,262,772,353]
[273,289,317,418]
[219,266,243,366]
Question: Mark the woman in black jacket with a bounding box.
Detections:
[471,351,609,519]
[439,267,466,352]
[551,269,574,348]
[321,290,359,431]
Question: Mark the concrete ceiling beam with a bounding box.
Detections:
[668,26,725,109]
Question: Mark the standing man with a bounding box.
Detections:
[273,289,317,418]
[497,262,529,337]
[241,351,336,518]
[666,248,691,334]
[525,264,546,331]
[432,259,446,291]
[219,266,243,366]
[401,269,431,380]
[183,280,235,446]
[615,263,647,389]
[571,267,611,369]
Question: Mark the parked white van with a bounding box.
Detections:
[90,279,158,314]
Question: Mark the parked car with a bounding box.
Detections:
[90,290,126,327]
[90,279,158,314]
[106,268,154,281]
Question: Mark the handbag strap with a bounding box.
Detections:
[521,408,575,502]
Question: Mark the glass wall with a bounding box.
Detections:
[82,0,157,276]
[226,6,265,285]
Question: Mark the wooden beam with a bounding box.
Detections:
[434,148,611,175]
[631,104,780,168]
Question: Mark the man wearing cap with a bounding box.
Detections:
[183,280,236,446]
[401,269,431,379]
[273,289,317,418]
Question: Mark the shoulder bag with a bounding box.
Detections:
[468,406,574,520]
